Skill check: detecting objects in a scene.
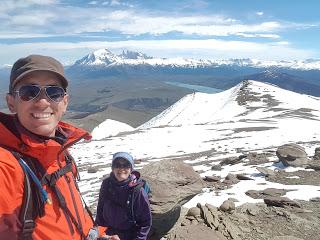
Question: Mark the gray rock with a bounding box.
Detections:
[220,156,242,166]
[247,152,269,164]
[186,207,201,217]
[262,188,287,197]
[198,203,219,229]
[166,224,227,240]
[306,162,320,171]
[313,147,320,160]
[224,173,240,185]
[276,143,309,167]
[236,174,253,180]
[211,164,222,170]
[256,166,276,176]
[271,236,304,240]
[264,196,302,208]
[238,203,264,216]
[204,175,221,182]
[219,200,235,213]
[87,166,99,173]
[310,197,320,202]
[140,159,204,238]
[245,190,261,199]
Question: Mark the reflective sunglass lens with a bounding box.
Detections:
[46,86,65,102]
[18,85,41,101]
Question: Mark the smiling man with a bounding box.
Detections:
[0,55,95,239]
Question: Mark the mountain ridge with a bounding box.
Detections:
[138,80,320,129]
[71,48,320,70]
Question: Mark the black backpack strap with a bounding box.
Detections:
[41,163,72,187]
[17,162,35,240]
[9,151,46,240]
[64,152,95,223]
[40,158,87,239]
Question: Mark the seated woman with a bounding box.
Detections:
[95,152,152,240]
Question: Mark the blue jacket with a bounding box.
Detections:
[95,173,152,240]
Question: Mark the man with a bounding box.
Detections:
[0,55,96,239]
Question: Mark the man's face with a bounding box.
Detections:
[6,71,69,137]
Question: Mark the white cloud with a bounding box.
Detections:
[110,0,121,6]
[0,0,57,11]
[0,32,54,38]
[236,33,280,39]
[256,11,264,16]
[10,12,56,26]
[0,3,285,38]
[82,12,281,37]
[1,2,317,43]
[88,1,98,5]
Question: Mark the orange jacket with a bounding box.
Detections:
[0,113,93,240]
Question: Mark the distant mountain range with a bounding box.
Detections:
[1,49,320,130]
[71,48,320,70]
[66,48,320,98]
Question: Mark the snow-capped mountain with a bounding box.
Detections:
[74,49,121,65]
[74,49,153,66]
[72,48,320,70]
[71,80,320,206]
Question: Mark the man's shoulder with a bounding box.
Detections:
[0,146,21,168]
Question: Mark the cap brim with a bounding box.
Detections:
[12,69,68,89]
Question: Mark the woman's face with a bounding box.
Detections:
[112,158,132,182]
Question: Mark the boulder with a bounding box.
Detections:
[271,236,304,240]
[87,166,99,173]
[166,224,227,240]
[211,164,222,170]
[276,144,309,167]
[313,147,320,160]
[204,175,221,182]
[264,196,302,208]
[256,166,276,176]
[140,159,204,239]
[219,200,235,213]
[223,173,240,185]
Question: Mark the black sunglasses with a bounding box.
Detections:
[113,161,131,169]
[13,85,66,102]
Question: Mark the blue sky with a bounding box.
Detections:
[1,0,320,66]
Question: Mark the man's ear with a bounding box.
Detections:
[6,94,16,113]
[62,94,69,114]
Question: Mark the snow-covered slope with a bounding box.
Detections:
[71,80,320,206]
[73,48,320,70]
[139,80,320,128]
[91,119,134,140]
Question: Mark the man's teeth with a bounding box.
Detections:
[32,113,51,118]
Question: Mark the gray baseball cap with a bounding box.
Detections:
[9,54,68,92]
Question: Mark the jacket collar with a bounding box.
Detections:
[0,112,91,167]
